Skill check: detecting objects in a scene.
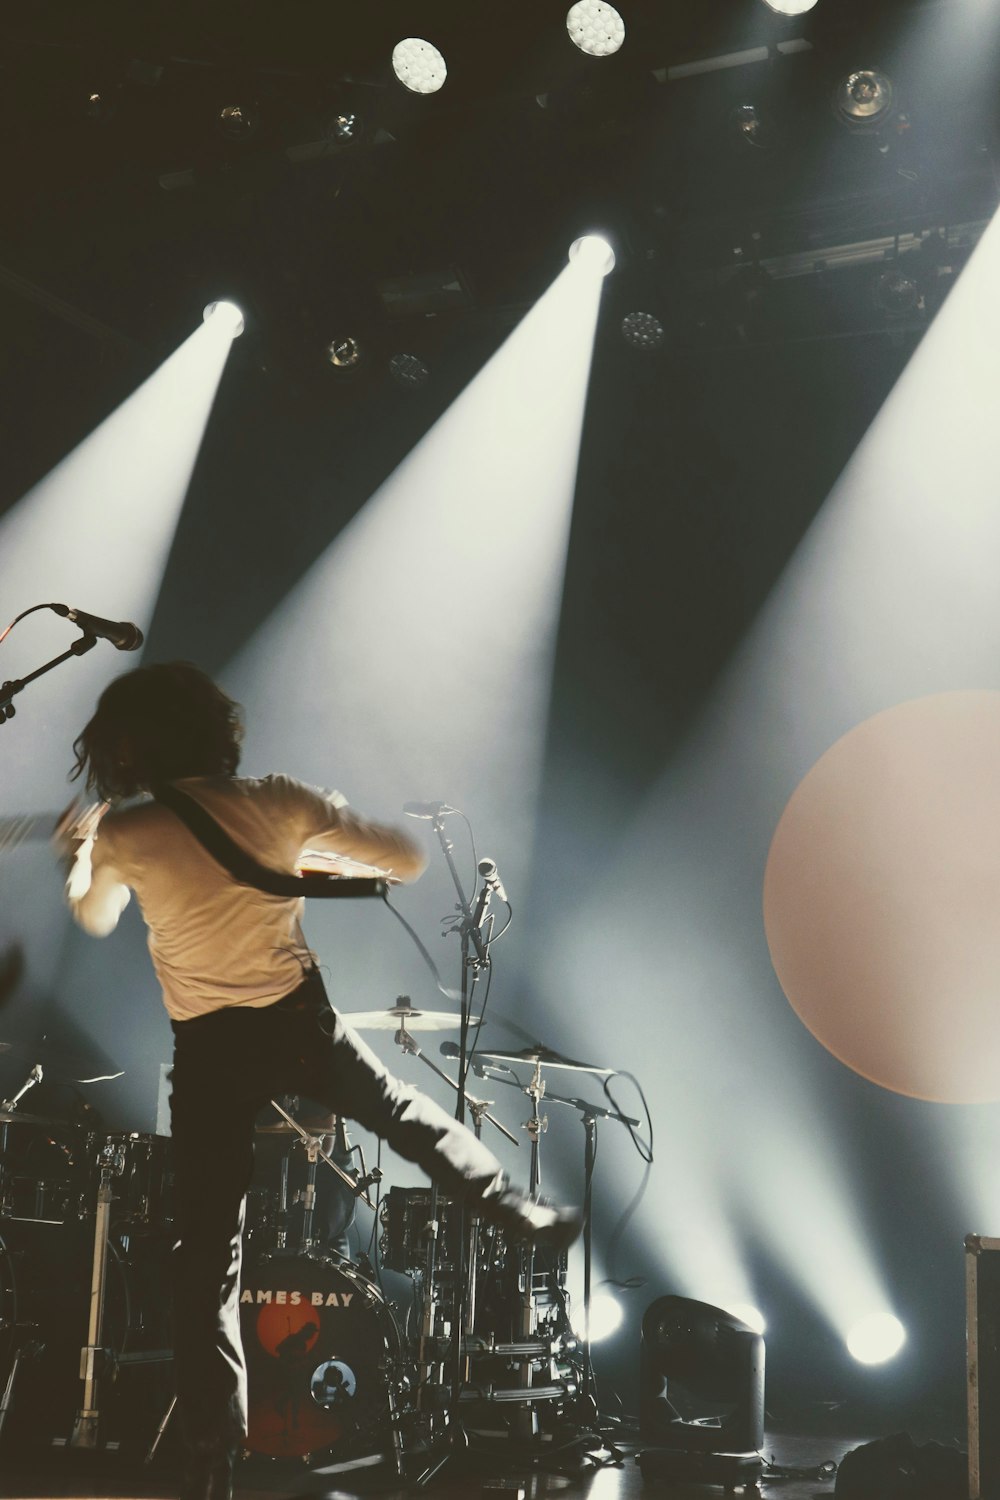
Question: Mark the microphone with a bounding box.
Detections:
[478,857,508,903]
[440,1041,460,1058]
[51,604,144,652]
[403,800,455,819]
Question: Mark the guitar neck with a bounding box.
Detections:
[0,812,47,856]
[0,805,103,857]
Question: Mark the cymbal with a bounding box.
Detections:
[255,1119,336,1136]
[0,1109,79,1129]
[476,1045,613,1075]
[340,1004,483,1032]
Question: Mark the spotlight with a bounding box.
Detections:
[566,1,625,57]
[326,336,363,368]
[730,104,776,150]
[573,1290,624,1343]
[388,352,430,389]
[621,311,665,351]
[846,1313,905,1365]
[834,69,895,129]
[759,0,819,13]
[726,1303,766,1336]
[640,1296,765,1468]
[392,38,447,95]
[874,267,921,316]
[202,301,246,338]
[326,112,359,143]
[568,235,616,276]
[217,103,257,140]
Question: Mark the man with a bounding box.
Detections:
[58,662,579,1500]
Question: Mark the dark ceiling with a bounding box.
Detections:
[1,0,997,484]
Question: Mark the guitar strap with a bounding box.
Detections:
[151,781,387,900]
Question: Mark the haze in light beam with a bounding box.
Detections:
[536,211,1000,1339]
[222,264,603,1037]
[0,320,236,813]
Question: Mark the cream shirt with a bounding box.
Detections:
[66,774,425,1021]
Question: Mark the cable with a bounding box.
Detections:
[0,602,54,648]
[457,808,478,896]
[604,1159,652,1294]
[381,889,456,1000]
[601,1070,653,1164]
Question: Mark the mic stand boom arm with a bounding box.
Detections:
[1,634,98,726]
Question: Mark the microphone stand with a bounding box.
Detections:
[416,818,493,1486]
[1,633,98,725]
[539,1088,639,1427]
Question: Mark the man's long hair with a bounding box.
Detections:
[72,662,244,800]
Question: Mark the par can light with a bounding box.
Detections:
[834,69,895,128]
[568,235,616,276]
[846,1312,905,1365]
[566,1,626,58]
[392,38,447,95]
[202,301,245,338]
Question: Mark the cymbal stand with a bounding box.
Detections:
[512,1060,547,1436]
[415,822,494,1484]
[537,1086,640,1424]
[69,1136,124,1447]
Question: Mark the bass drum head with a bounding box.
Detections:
[241,1251,398,1463]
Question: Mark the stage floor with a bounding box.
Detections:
[0,1431,940,1500]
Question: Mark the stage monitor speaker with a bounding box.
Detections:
[639,1295,764,1455]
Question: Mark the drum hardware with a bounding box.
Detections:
[1,1061,44,1115]
[68,1137,173,1449]
[0,1338,42,1444]
[266,1098,381,1218]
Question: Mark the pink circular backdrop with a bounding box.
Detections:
[764,691,1000,1102]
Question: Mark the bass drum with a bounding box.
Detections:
[241,1251,401,1465]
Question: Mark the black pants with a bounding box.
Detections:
[169,968,503,1456]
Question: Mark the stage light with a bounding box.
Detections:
[392,38,447,95]
[730,103,776,149]
[640,1296,765,1458]
[202,301,245,338]
[567,1,625,57]
[834,69,895,128]
[760,0,819,14]
[217,103,257,140]
[846,1312,905,1365]
[726,1303,766,1336]
[568,235,616,276]
[326,112,358,143]
[326,336,362,368]
[388,352,430,389]
[573,1290,624,1342]
[621,311,664,351]
[874,267,921,316]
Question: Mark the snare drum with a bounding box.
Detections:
[241,1251,400,1463]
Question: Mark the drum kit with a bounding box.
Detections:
[0,1003,626,1476]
